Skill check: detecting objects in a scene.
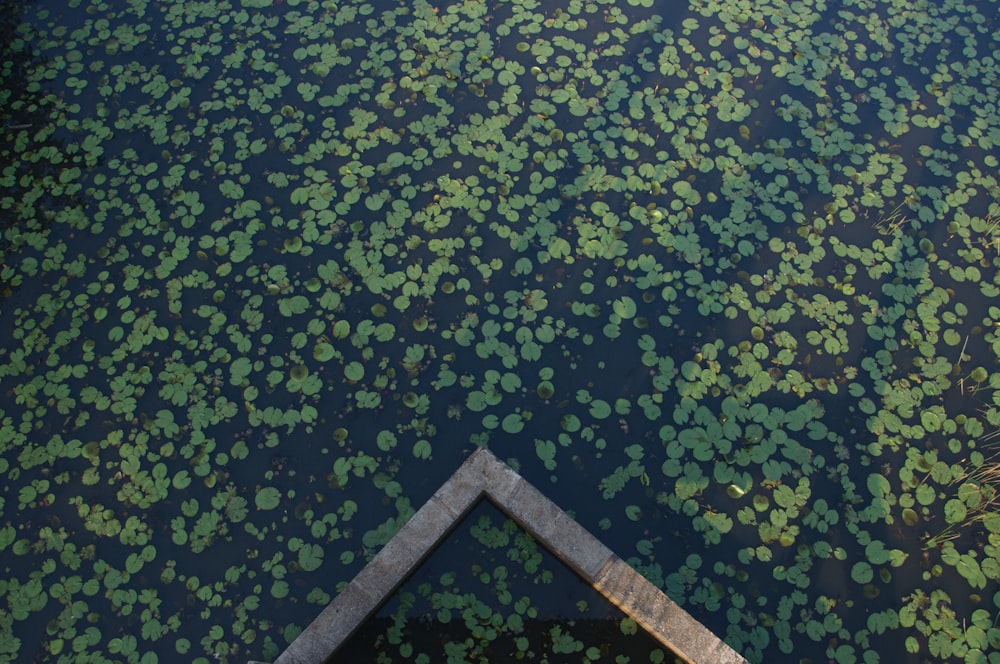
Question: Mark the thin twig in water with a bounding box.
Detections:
[955,335,969,371]
[926,447,1000,548]
[873,200,910,235]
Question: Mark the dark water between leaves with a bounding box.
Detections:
[2,0,999,662]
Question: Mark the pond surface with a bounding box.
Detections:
[1,0,999,662]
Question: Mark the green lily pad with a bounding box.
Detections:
[588,400,612,419]
[255,487,282,511]
[344,362,365,382]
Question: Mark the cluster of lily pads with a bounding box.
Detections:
[1,0,999,662]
